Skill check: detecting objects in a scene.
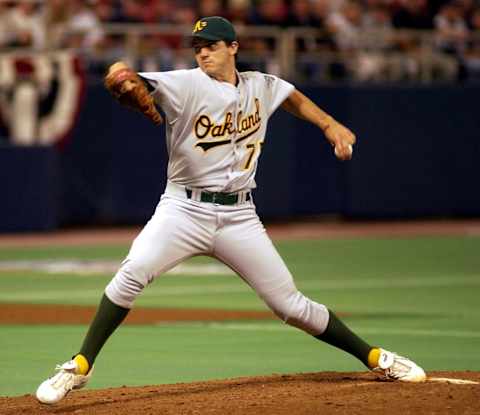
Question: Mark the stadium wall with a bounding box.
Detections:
[1,84,479,231]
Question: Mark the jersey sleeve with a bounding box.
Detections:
[138,69,192,124]
[262,73,295,117]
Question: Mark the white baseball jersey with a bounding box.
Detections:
[139,68,294,192]
[106,67,329,339]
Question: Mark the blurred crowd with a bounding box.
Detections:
[1,0,480,82]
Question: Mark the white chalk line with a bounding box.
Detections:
[327,378,479,386]
[328,377,479,386]
[0,260,233,276]
[427,377,479,385]
[337,378,478,386]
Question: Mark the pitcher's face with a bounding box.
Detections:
[194,40,238,79]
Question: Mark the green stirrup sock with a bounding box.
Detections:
[315,309,373,367]
[78,294,130,368]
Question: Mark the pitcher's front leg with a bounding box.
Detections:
[213,215,329,335]
[212,214,380,372]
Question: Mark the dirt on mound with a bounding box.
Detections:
[2,371,479,415]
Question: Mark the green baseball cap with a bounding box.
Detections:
[192,16,237,42]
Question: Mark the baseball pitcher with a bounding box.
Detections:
[37,16,425,405]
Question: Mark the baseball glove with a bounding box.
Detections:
[104,62,163,125]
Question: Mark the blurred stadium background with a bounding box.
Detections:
[1,0,479,229]
[0,0,479,398]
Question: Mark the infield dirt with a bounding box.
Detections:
[2,371,479,415]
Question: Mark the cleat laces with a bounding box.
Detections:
[373,348,426,382]
[50,364,76,391]
[385,354,409,379]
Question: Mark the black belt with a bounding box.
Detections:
[185,188,251,205]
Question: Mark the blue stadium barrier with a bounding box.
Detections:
[0,145,60,232]
[1,84,479,231]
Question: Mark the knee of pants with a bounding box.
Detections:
[267,290,329,336]
[105,260,152,309]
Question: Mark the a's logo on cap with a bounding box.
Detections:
[193,20,208,33]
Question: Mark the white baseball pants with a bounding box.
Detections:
[105,182,329,335]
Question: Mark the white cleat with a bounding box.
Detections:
[36,360,93,404]
[373,348,426,382]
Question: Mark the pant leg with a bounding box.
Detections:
[106,195,215,308]
[212,206,329,335]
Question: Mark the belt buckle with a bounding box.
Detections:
[212,193,219,204]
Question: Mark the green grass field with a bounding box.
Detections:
[1,236,479,397]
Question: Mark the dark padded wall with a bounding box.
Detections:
[1,84,478,231]
[0,146,60,231]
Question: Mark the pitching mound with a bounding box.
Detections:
[2,371,479,415]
